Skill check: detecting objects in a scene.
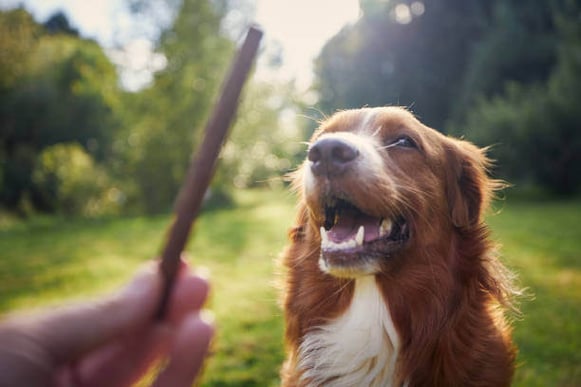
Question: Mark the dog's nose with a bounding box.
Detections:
[308,137,359,177]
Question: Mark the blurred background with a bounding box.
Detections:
[0,0,579,385]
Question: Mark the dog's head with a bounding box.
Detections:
[293,107,499,279]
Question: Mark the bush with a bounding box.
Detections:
[459,12,581,195]
[32,143,122,216]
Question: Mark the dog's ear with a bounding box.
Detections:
[445,140,498,228]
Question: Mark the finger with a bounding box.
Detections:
[67,326,172,387]
[70,269,209,385]
[23,264,163,366]
[166,270,210,325]
[152,313,214,387]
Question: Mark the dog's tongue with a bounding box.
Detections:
[328,210,380,243]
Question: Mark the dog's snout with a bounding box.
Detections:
[308,137,359,177]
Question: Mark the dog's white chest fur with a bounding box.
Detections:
[298,277,400,386]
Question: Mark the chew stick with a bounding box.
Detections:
[156,26,263,319]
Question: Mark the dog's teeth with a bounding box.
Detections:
[321,226,367,251]
[320,227,329,244]
[355,225,364,246]
[380,219,392,237]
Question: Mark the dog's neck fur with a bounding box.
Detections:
[298,276,401,387]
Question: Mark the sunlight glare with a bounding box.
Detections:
[6,0,362,91]
[393,3,412,24]
[410,1,425,16]
[255,0,360,89]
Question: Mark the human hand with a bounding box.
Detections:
[0,260,214,387]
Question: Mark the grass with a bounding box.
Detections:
[0,189,295,386]
[488,199,581,386]
[0,189,579,386]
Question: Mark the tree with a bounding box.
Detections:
[313,0,579,194]
[43,11,79,36]
[315,0,491,130]
[0,8,40,90]
[219,80,304,190]
[460,1,581,195]
[0,10,121,211]
[33,142,120,216]
[451,0,564,123]
[116,0,234,213]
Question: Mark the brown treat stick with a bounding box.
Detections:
[156,26,263,319]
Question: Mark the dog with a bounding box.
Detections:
[280,107,518,386]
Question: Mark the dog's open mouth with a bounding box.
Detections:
[318,198,409,275]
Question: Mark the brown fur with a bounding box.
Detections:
[280,107,518,386]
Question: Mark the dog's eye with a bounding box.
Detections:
[389,136,417,148]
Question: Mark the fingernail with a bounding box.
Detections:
[195,266,211,281]
[122,262,159,297]
[199,309,215,326]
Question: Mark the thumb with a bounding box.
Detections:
[20,264,162,366]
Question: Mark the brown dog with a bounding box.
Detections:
[280,107,518,386]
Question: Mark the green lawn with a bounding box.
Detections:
[487,199,581,386]
[0,189,579,386]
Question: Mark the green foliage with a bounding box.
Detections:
[116,0,304,213]
[219,81,304,189]
[452,0,567,122]
[0,9,121,212]
[315,0,580,195]
[0,190,579,385]
[116,0,235,214]
[32,143,121,216]
[28,36,120,159]
[460,4,581,194]
[43,11,79,36]
[316,0,490,130]
[455,0,557,107]
[1,4,304,216]
[0,8,40,89]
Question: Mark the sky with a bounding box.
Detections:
[0,0,361,91]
